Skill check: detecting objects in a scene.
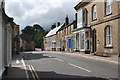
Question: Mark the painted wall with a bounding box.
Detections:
[45,35,56,51]
[0,25,3,79]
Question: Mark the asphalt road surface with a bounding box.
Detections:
[23,51,118,80]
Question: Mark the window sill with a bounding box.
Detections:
[104,13,112,17]
[92,18,97,21]
[104,46,113,48]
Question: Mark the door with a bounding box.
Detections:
[93,29,97,53]
[68,38,73,52]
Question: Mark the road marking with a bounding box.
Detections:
[30,65,39,80]
[54,58,64,62]
[69,63,91,72]
[21,59,29,80]
[28,65,36,80]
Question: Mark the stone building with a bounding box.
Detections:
[56,24,65,51]
[44,23,62,51]
[12,23,20,55]
[64,20,77,52]
[0,0,13,78]
[56,16,77,52]
[20,37,35,51]
[73,0,120,55]
[56,16,69,51]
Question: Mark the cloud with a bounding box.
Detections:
[5,0,80,32]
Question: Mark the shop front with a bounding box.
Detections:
[73,27,90,54]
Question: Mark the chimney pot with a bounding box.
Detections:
[51,23,56,30]
[65,15,69,25]
[57,22,60,27]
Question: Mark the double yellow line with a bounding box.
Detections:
[28,65,39,80]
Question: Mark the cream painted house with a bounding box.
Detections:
[0,0,13,79]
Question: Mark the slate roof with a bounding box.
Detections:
[45,24,63,38]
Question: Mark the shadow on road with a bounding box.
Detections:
[23,52,56,60]
[28,70,109,80]
[2,61,115,80]
[1,66,110,80]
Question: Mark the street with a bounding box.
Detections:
[22,51,118,80]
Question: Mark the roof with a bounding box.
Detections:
[74,0,92,10]
[64,20,76,29]
[2,8,13,24]
[45,24,63,38]
[57,23,65,32]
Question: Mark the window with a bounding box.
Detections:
[67,27,68,35]
[92,5,97,20]
[70,26,71,34]
[64,28,66,35]
[80,32,85,50]
[105,0,112,15]
[85,31,89,50]
[59,32,60,37]
[119,1,120,9]
[15,27,18,35]
[62,30,64,37]
[76,33,79,50]
[105,25,112,46]
[77,8,83,28]
[83,8,88,26]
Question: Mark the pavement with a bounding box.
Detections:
[2,54,28,80]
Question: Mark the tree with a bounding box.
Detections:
[21,24,46,49]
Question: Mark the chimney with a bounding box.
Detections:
[51,23,56,30]
[57,22,60,27]
[65,15,69,25]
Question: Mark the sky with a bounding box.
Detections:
[5,0,81,32]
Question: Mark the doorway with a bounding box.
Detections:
[93,29,97,53]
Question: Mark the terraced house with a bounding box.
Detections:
[56,16,77,52]
[44,23,63,51]
[64,20,77,52]
[73,0,120,55]
[56,16,69,51]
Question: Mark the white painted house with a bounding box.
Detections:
[0,0,13,79]
[73,6,90,54]
[44,23,63,51]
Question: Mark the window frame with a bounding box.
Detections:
[105,25,112,47]
[77,8,83,28]
[83,8,88,26]
[92,5,97,21]
[105,0,112,16]
[70,25,71,34]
